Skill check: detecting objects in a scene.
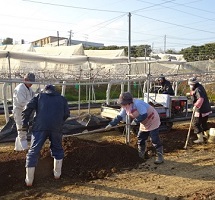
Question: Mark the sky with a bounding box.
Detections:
[1,0,215,52]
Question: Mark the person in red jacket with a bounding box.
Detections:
[188,77,212,143]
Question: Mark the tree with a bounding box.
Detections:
[180,43,215,62]
[165,49,178,54]
[84,44,152,57]
[2,38,13,45]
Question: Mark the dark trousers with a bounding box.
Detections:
[193,115,209,134]
[137,128,162,149]
[26,130,64,167]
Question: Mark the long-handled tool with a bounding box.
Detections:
[63,124,127,137]
[184,110,195,149]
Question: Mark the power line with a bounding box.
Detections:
[131,0,176,14]
[134,0,215,22]
[170,0,215,15]
[133,13,215,34]
[75,14,127,34]
[22,0,127,14]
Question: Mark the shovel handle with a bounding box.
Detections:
[64,124,127,137]
[184,110,195,149]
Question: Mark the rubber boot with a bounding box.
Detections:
[193,133,204,143]
[154,146,164,164]
[25,167,35,186]
[138,142,148,160]
[53,159,63,179]
[203,130,209,139]
[14,137,28,151]
[14,137,23,151]
[20,139,28,150]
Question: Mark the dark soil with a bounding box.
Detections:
[0,120,215,198]
[0,137,142,197]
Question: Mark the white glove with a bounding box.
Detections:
[193,106,198,111]
[131,120,138,126]
[105,124,112,130]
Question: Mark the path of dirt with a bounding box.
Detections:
[1,120,215,200]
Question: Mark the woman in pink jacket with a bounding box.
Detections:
[105,92,164,164]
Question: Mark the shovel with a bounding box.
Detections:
[63,124,127,137]
[184,109,195,149]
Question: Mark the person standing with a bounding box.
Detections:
[13,73,35,151]
[158,74,175,95]
[21,85,70,186]
[188,77,212,143]
[105,92,164,164]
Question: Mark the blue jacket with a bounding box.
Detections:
[22,89,70,132]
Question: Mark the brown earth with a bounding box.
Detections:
[1,119,215,200]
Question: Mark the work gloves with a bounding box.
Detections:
[105,124,112,130]
[131,119,139,126]
[193,105,198,111]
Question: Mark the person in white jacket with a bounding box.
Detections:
[13,73,35,151]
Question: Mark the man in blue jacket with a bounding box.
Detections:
[21,85,70,186]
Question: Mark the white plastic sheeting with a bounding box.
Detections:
[84,49,125,57]
[0,44,35,52]
[34,44,85,56]
[0,44,188,82]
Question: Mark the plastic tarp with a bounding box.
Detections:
[34,44,85,56]
[0,51,8,59]
[0,44,35,52]
[0,44,188,83]
[9,51,88,65]
[84,49,125,57]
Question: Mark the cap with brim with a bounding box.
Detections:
[25,73,35,82]
[117,92,133,105]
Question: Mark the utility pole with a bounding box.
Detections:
[164,35,166,53]
[125,12,132,145]
[68,30,73,46]
[84,34,88,47]
[128,12,131,92]
[144,47,147,60]
[57,31,59,46]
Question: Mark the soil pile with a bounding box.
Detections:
[0,137,142,197]
[1,120,215,199]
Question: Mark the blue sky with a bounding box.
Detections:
[1,0,215,52]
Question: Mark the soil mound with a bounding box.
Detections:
[0,137,142,197]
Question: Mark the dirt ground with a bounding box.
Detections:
[1,118,215,200]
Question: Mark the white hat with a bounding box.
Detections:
[188,77,198,85]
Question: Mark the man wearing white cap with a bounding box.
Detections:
[13,73,35,151]
[188,77,212,143]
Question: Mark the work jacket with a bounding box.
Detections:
[191,83,211,114]
[22,89,70,132]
